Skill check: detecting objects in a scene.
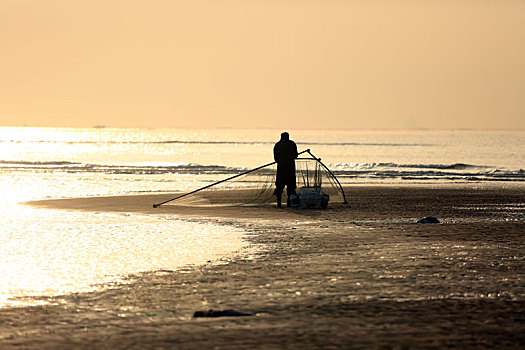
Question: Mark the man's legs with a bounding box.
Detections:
[274,185,285,208]
[275,166,295,208]
[285,175,297,207]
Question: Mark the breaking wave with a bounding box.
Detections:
[0,160,232,175]
[329,162,493,170]
[1,160,523,182]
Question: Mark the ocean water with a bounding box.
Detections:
[0,127,523,306]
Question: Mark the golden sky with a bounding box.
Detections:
[1,0,524,129]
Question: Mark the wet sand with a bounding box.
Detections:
[2,185,524,349]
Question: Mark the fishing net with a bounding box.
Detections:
[161,154,347,207]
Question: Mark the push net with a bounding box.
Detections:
[158,152,347,207]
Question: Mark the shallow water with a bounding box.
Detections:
[1,127,524,184]
[0,172,245,307]
[0,202,245,307]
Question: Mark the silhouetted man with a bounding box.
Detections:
[273,132,298,207]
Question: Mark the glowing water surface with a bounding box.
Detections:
[0,173,246,307]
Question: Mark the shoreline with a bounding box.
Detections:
[25,182,525,217]
[2,184,524,348]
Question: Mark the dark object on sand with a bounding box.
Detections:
[193,309,254,318]
[289,194,300,208]
[417,216,440,224]
[297,187,330,209]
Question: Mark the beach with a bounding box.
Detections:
[1,184,523,349]
[2,0,525,346]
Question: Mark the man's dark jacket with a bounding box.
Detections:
[273,138,298,191]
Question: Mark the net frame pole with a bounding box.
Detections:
[153,149,309,208]
[306,149,348,205]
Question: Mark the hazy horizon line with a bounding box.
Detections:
[1,125,524,132]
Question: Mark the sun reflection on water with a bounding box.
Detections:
[0,204,246,307]
[0,173,246,307]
